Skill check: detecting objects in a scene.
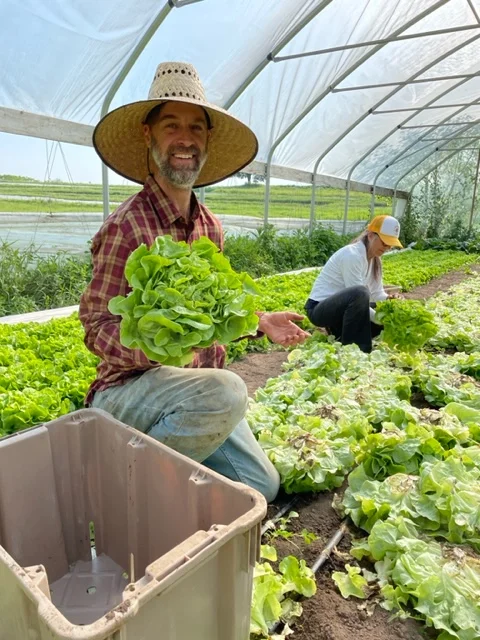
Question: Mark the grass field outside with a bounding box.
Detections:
[0,176,392,221]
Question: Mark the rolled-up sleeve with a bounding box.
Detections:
[79,221,154,371]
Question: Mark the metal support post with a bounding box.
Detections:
[437,147,480,151]
[469,148,480,231]
[309,173,317,234]
[422,136,480,140]
[171,0,205,6]
[400,122,479,128]
[369,185,376,220]
[264,163,272,228]
[342,184,350,235]
[467,0,480,23]
[99,0,184,220]
[102,164,109,220]
[373,103,471,114]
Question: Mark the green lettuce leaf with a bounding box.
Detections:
[332,564,374,599]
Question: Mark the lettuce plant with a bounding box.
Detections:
[108,235,260,366]
[250,553,316,638]
[375,299,438,353]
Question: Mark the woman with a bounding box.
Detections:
[304,215,402,353]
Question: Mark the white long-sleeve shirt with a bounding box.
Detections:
[308,241,387,322]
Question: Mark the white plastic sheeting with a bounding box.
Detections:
[2,0,480,192]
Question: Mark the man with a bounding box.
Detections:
[80,62,309,502]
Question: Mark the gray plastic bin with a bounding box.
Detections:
[0,409,266,639]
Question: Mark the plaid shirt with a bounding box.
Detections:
[79,175,225,405]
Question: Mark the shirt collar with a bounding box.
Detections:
[143,174,202,226]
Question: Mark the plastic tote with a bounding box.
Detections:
[0,409,266,639]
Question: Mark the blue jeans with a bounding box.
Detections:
[91,366,280,502]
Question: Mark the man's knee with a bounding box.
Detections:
[246,460,280,503]
[209,369,249,429]
[258,466,281,503]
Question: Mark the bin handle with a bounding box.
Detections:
[145,530,216,583]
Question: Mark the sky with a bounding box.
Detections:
[0,0,266,187]
[0,2,300,189]
[0,132,135,185]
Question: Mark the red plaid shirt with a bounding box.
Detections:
[79,175,225,405]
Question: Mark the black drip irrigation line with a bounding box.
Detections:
[268,519,349,636]
[261,495,300,536]
[311,520,349,573]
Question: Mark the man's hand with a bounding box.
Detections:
[258,311,311,348]
[387,292,403,300]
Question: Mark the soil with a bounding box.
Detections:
[228,350,289,398]
[402,262,480,300]
[260,493,426,640]
[226,263,480,640]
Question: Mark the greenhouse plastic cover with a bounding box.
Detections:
[2,0,480,191]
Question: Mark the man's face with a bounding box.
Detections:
[145,102,209,189]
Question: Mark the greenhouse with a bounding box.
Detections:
[2,2,480,640]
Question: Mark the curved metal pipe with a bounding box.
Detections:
[393,123,480,192]
[223,0,334,110]
[260,0,452,227]
[371,94,480,205]
[367,3,480,215]
[344,54,480,228]
[100,1,177,220]
[310,31,480,230]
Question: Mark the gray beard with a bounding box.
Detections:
[151,144,207,189]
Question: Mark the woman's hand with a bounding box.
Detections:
[387,292,403,300]
[258,311,311,347]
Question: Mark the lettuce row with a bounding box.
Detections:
[348,517,480,640]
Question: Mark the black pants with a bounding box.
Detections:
[304,286,382,353]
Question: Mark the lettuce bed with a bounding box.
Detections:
[0,250,477,436]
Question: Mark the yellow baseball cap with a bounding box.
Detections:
[367,215,403,248]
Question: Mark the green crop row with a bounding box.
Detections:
[0,249,477,436]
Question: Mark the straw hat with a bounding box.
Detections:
[93,62,258,187]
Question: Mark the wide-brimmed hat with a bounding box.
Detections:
[367,215,403,248]
[93,61,258,187]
